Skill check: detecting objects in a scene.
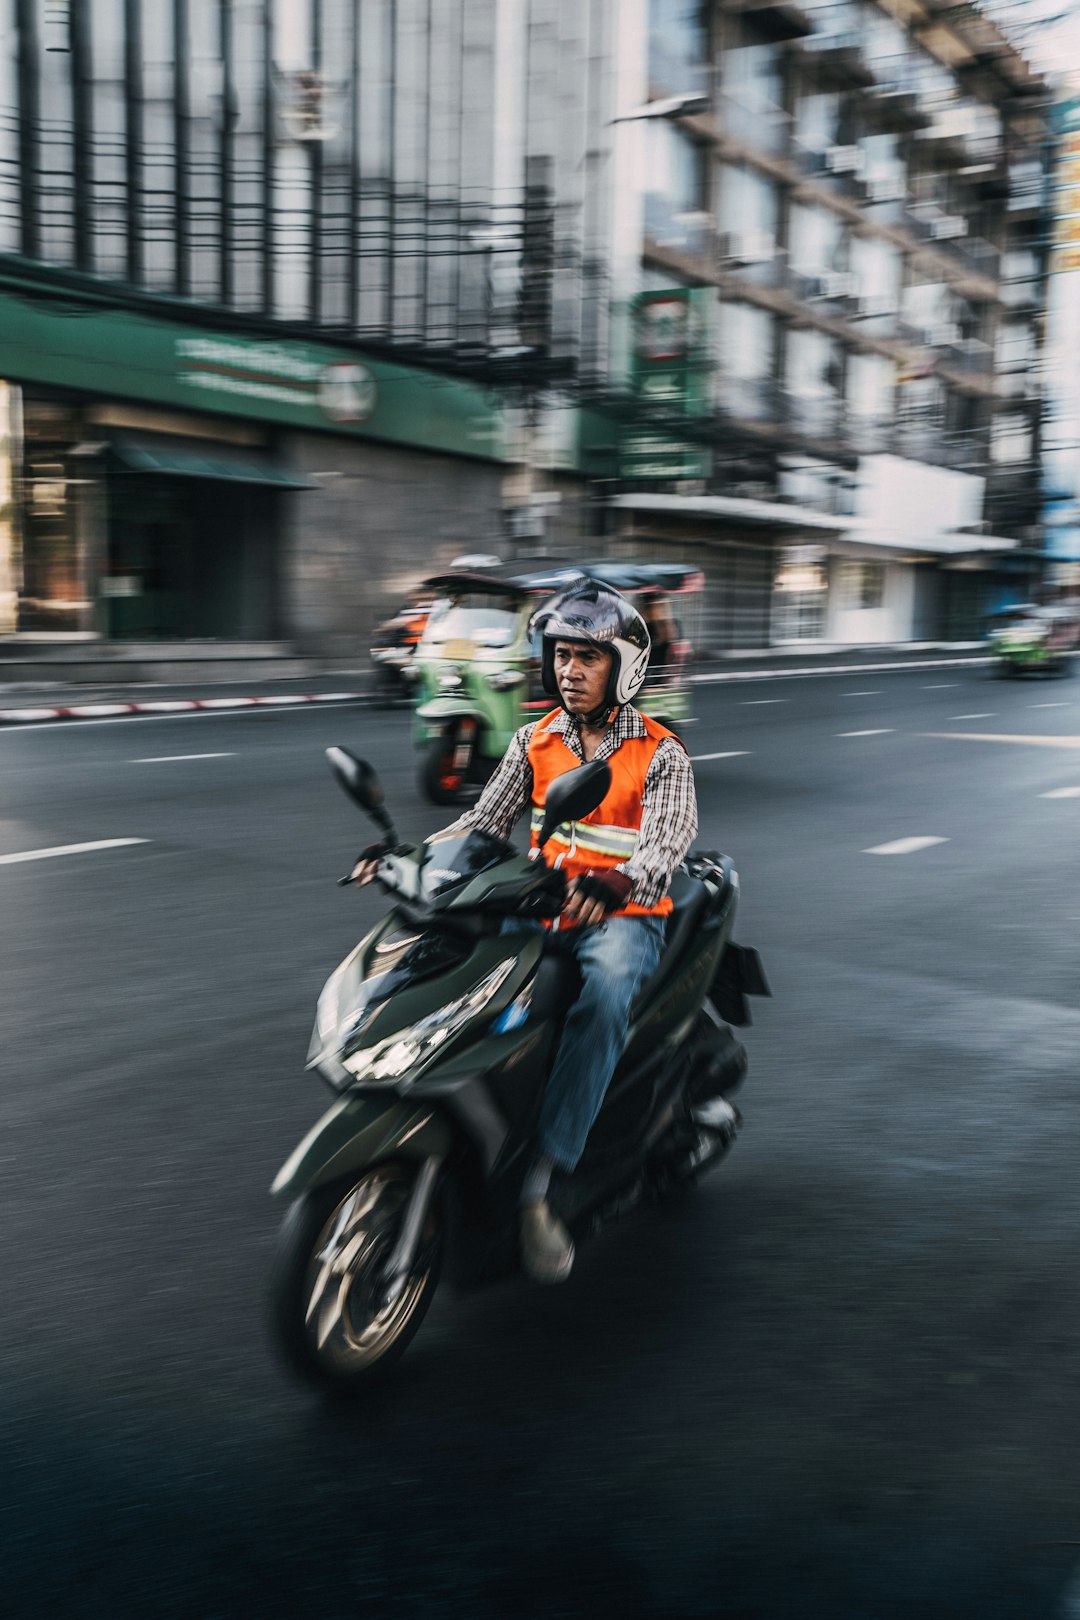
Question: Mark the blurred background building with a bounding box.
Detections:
[0,0,1057,657]
[0,0,604,653]
[584,0,1054,650]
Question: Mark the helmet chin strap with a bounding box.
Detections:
[570,698,619,728]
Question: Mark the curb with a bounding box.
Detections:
[0,691,366,725]
[689,654,994,683]
[0,653,1011,726]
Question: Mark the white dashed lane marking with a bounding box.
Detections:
[838,729,894,738]
[863,836,950,856]
[739,699,787,706]
[1030,702,1068,709]
[689,751,750,762]
[1041,786,1080,799]
[950,713,994,720]
[843,690,882,696]
[922,732,1080,749]
[922,683,957,689]
[132,752,235,763]
[0,838,150,867]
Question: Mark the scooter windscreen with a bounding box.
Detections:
[417,829,514,900]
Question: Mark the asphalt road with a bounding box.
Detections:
[2,667,1079,1620]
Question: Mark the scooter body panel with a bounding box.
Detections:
[270,1092,453,1201]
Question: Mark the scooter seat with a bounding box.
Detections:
[531,945,582,1025]
[632,870,711,1011]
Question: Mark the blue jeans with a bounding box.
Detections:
[507,915,666,1172]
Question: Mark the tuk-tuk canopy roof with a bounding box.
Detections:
[422,560,704,598]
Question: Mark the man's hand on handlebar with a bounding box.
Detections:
[346,841,392,887]
[561,869,634,928]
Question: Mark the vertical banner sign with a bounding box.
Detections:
[623,290,711,482]
[1043,97,1080,570]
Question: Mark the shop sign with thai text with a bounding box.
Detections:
[621,290,712,483]
[0,267,506,463]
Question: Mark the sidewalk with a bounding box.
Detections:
[0,642,1003,725]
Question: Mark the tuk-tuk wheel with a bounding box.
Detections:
[420,723,472,806]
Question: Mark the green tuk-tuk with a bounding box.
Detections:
[987,603,1079,678]
[411,561,703,805]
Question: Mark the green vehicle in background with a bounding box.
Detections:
[411,560,703,805]
[987,603,1080,679]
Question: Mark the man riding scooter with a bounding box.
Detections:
[352,580,698,1284]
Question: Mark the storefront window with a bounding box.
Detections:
[838,560,885,610]
[0,382,18,633]
[18,397,98,633]
[773,544,828,641]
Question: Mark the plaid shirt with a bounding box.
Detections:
[436,706,698,908]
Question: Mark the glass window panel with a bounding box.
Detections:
[719,164,779,244]
[644,122,707,251]
[0,0,18,252]
[847,352,892,420]
[837,560,885,610]
[89,0,128,279]
[649,0,707,99]
[991,413,1033,464]
[718,300,772,381]
[786,327,838,397]
[726,21,783,111]
[788,205,844,277]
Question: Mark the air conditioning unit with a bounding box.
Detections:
[821,271,858,300]
[826,145,864,175]
[719,230,776,266]
[929,322,962,346]
[866,176,905,203]
[857,293,897,317]
[930,214,968,241]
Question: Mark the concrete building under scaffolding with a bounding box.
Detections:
[584,0,1053,651]
[0,0,1055,665]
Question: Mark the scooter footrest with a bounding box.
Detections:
[691,1098,741,1135]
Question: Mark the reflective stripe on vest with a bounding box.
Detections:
[526,707,679,922]
[527,809,639,860]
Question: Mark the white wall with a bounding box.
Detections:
[824,557,916,644]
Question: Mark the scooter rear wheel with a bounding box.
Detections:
[269,1163,442,1394]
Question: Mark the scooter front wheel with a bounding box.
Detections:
[269,1163,442,1394]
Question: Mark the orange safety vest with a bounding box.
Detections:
[527,708,679,923]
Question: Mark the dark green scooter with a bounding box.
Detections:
[268,747,769,1393]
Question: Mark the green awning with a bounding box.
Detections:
[110,442,314,489]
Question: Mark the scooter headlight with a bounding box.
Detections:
[341,958,517,1086]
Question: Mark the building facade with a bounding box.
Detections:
[0,0,1054,655]
[0,0,608,650]
[585,0,1052,650]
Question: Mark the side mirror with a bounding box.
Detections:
[536,760,611,851]
[326,747,396,839]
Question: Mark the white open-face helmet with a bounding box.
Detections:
[529,579,652,715]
